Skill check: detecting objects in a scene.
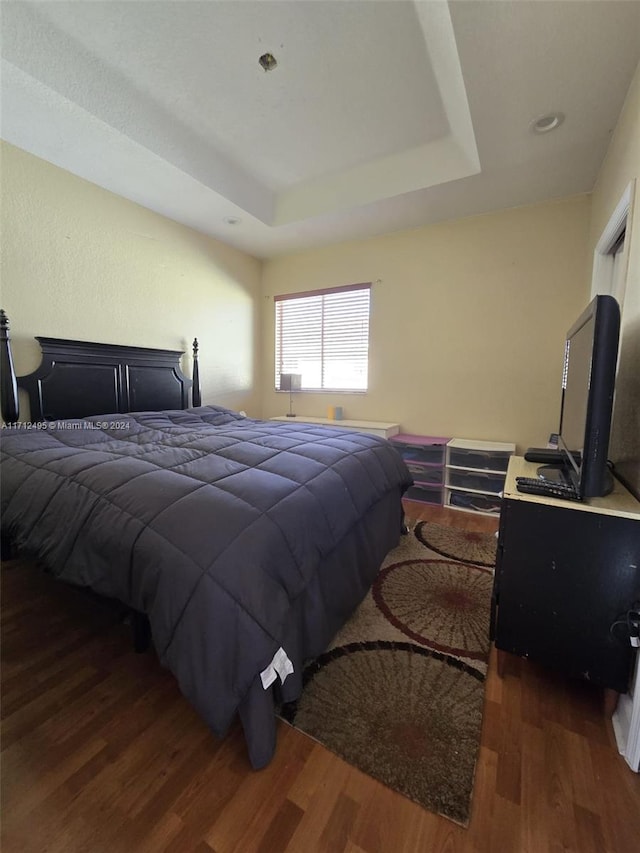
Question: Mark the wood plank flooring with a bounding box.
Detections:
[2,503,639,852]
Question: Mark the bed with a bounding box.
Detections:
[0,312,412,768]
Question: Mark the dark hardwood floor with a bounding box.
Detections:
[2,502,639,852]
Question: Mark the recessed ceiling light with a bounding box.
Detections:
[531,112,565,134]
[223,216,241,226]
[258,53,277,72]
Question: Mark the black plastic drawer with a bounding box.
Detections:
[448,448,511,472]
[393,443,445,465]
[447,469,505,494]
[406,463,444,485]
[404,483,443,505]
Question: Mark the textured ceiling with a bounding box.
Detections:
[2,0,639,257]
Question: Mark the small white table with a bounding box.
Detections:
[269,416,400,439]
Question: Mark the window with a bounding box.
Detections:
[275,283,371,392]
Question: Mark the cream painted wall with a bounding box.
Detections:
[261,196,591,452]
[0,142,263,418]
[1,141,599,454]
[590,60,640,500]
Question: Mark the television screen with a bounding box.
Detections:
[557,295,620,498]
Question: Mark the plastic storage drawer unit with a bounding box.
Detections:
[445,438,515,516]
[391,434,450,507]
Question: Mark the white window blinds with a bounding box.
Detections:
[274,283,371,391]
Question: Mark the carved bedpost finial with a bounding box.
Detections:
[191,337,201,408]
[0,309,20,423]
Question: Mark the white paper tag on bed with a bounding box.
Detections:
[260,647,294,689]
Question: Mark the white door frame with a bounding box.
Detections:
[592,179,639,772]
[590,180,634,305]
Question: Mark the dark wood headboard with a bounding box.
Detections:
[0,310,201,422]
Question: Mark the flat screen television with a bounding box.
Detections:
[541,295,621,498]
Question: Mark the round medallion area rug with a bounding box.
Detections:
[372,557,492,662]
[281,522,496,827]
[415,520,497,567]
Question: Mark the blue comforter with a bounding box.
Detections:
[1,406,411,765]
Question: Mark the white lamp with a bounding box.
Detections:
[280,373,302,417]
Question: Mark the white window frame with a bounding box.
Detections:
[274,283,371,393]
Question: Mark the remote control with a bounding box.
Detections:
[515,476,582,501]
[523,447,564,464]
